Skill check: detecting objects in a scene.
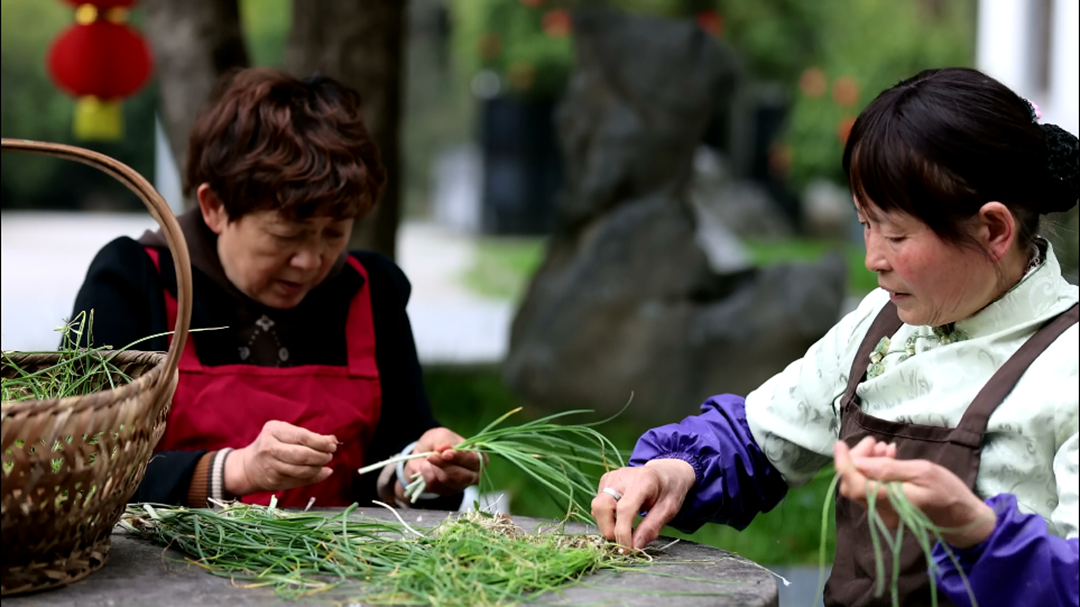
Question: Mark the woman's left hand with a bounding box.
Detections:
[834,436,997,549]
[402,427,483,496]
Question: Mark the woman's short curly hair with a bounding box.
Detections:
[184,67,386,221]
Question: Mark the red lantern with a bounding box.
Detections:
[46,1,153,140]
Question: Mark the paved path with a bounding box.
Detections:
[0,212,511,363]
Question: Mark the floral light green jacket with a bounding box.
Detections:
[745,244,1079,540]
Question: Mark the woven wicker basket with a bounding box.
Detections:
[0,139,192,596]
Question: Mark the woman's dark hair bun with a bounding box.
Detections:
[1041,123,1079,214]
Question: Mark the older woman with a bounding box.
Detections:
[71,68,479,510]
[593,68,1078,606]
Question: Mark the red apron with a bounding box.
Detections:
[146,248,382,507]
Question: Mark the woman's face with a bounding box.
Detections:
[200,188,353,309]
[856,200,1006,327]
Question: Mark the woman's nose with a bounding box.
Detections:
[864,233,891,273]
[291,247,321,272]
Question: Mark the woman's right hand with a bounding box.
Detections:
[223,420,338,496]
[591,459,697,550]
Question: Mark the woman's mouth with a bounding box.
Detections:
[888,291,910,302]
[276,280,305,294]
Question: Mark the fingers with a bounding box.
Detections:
[632,501,676,550]
[593,464,689,549]
[426,447,482,472]
[415,427,464,453]
[271,441,334,467]
[592,473,619,540]
[871,441,897,458]
[404,456,480,496]
[416,460,480,494]
[855,457,933,483]
[834,440,867,501]
[834,440,912,528]
[846,436,879,460]
[238,422,341,493]
[841,436,898,462]
[609,469,659,548]
[614,491,642,548]
[258,462,334,490]
[266,421,337,453]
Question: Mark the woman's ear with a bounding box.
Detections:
[196,184,228,235]
[977,201,1016,263]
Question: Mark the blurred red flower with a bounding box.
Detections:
[542,9,572,37]
[832,76,860,107]
[799,67,827,98]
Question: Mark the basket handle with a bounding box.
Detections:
[1,138,193,386]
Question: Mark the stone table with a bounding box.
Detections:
[5,508,778,606]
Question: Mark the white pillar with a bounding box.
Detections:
[1047,0,1079,135]
[154,114,185,216]
[976,0,1035,98]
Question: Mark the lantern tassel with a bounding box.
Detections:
[73,96,123,140]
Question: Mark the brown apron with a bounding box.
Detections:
[823,302,1079,607]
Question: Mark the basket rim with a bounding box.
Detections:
[1,350,168,417]
[1,138,192,403]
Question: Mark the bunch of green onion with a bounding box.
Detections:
[359,406,627,519]
[124,499,644,606]
[815,471,980,607]
[122,407,643,605]
[1,311,133,403]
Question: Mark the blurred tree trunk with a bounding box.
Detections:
[286,0,406,259]
[143,0,250,177]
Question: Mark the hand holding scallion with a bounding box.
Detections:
[592,459,696,550]
[834,436,997,549]
[398,427,482,500]
[224,420,338,496]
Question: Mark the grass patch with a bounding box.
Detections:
[425,366,833,565]
[462,238,547,301]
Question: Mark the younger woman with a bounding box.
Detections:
[593,68,1079,606]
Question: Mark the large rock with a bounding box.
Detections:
[802,178,857,240]
[690,146,794,241]
[504,9,846,422]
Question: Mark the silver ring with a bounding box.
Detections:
[601,487,622,501]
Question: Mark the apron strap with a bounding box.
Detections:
[841,302,903,408]
[956,302,1079,436]
[144,247,198,368]
[343,256,380,378]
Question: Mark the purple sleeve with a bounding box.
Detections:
[628,394,788,532]
[933,493,1079,607]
